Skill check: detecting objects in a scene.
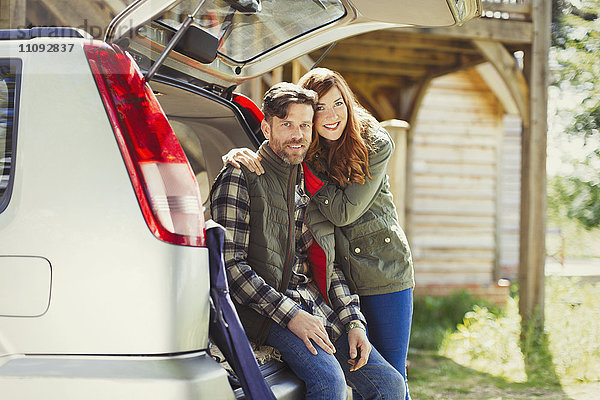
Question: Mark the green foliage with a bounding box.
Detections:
[548,174,600,229]
[438,277,600,386]
[410,290,501,350]
[545,276,600,383]
[520,306,563,387]
[550,1,600,229]
[440,297,528,383]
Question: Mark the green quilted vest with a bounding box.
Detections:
[235,143,335,344]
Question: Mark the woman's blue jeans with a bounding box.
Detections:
[360,288,414,400]
[266,322,405,400]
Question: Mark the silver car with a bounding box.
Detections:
[0,1,480,398]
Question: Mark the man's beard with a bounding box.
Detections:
[270,139,310,165]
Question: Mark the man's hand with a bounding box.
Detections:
[287,310,336,355]
[347,321,371,371]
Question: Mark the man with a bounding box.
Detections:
[210,82,404,399]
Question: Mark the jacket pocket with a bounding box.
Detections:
[346,223,412,289]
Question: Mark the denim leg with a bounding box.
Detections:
[360,288,413,400]
[266,322,347,400]
[333,332,405,400]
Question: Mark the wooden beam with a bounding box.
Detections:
[476,62,520,115]
[38,0,114,38]
[338,72,406,92]
[368,92,397,122]
[324,43,462,67]
[0,0,26,28]
[400,79,430,123]
[519,0,550,327]
[26,0,62,27]
[318,58,440,77]
[342,30,480,54]
[0,0,10,28]
[271,66,283,85]
[409,18,533,45]
[101,0,129,15]
[291,59,305,84]
[472,40,529,123]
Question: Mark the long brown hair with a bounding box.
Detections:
[298,68,377,187]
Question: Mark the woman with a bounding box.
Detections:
[226,68,414,399]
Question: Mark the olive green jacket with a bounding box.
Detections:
[307,128,415,296]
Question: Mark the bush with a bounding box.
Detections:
[410,290,501,350]
[545,276,600,383]
[437,277,600,385]
[440,297,527,382]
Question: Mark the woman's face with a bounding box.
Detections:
[314,86,348,142]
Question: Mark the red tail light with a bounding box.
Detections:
[84,42,205,247]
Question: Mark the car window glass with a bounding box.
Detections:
[151,0,346,63]
[0,60,19,212]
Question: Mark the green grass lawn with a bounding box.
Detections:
[407,277,600,400]
[409,351,572,400]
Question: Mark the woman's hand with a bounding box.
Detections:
[222,148,264,175]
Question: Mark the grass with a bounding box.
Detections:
[407,277,600,399]
[408,351,572,400]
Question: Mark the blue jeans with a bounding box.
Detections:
[360,288,414,400]
[266,322,405,400]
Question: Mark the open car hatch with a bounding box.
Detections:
[106,0,481,89]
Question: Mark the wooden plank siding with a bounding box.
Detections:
[408,68,510,289]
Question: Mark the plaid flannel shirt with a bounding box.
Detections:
[210,165,364,341]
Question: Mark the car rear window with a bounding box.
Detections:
[0,59,20,212]
[153,0,346,63]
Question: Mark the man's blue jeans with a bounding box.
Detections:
[266,322,405,400]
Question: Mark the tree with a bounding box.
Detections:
[549,0,600,229]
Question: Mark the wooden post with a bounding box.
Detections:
[0,0,8,28]
[381,120,410,228]
[519,0,551,327]
[0,0,26,28]
[292,59,304,84]
[271,66,283,85]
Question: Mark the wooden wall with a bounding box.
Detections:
[408,67,516,294]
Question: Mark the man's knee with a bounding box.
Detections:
[379,367,405,399]
[305,363,347,400]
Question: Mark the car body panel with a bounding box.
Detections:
[0,352,234,399]
[0,38,210,356]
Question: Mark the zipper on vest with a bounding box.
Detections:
[280,167,297,293]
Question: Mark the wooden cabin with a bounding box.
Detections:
[0,0,550,322]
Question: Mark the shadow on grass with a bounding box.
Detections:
[408,350,572,400]
[520,309,563,389]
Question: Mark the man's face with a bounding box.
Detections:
[262,103,314,165]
